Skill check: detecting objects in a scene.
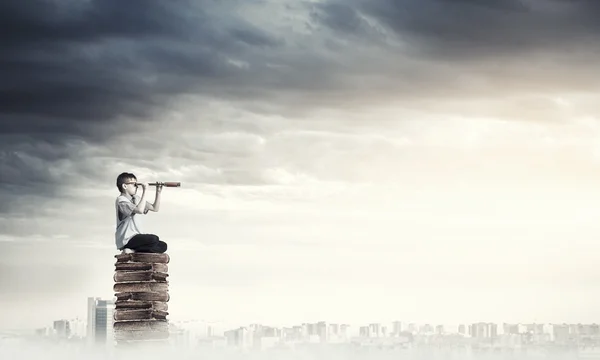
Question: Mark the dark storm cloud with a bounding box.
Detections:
[4,0,600,143]
[0,0,295,210]
[310,3,372,36]
[5,0,600,216]
[0,0,282,138]
[303,0,600,122]
[315,0,600,58]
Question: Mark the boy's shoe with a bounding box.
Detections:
[121,248,136,254]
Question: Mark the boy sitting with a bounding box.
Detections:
[115,172,167,254]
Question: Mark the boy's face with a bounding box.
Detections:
[122,178,138,196]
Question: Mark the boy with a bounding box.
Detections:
[115,172,167,254]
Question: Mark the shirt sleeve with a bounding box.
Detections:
[117,200,136,219]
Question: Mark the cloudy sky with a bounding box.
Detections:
[3,0,600,331]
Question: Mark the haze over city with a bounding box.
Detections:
[2,0,600,334]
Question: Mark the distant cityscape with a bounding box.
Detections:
[2,296,600,357]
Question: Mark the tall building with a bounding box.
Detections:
[553,324,570,344]
[369,323,381,337]
[87,297,115,346]
[470,322,498,339]
[69,317,87,339]
[317,322,327,342]
[224,327,252,349]
[392,321,403,336]
[435,325,444,335]
[359,326,369,337]
[53,320,70,339]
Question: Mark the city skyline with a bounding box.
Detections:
[7,316,600,359]
[7,294,600,334]
[5,295,600,355]
[18,298,600,353]
[3,1,600,330]
[24,296,600,339]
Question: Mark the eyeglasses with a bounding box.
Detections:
[124,182,138,187]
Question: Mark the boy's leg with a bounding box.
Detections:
[124,234,167,253]
[156,240,168,253]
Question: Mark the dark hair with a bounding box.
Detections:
[116,172,137,192]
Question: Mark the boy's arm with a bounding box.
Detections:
[132,183,149,214]
[146,184,162,212]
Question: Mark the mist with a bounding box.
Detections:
[3,0,600,357]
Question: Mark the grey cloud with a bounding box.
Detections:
[5,0,600,218]
[302,0,600,120]
[315,0,600,59]
[0,0,300,213]
[309,3,382,40]
[0,0,281,138]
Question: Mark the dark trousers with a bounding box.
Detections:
[124,234,167,253]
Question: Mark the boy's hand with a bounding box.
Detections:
[157,184,163,192]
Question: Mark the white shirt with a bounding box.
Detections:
[115,194,149,249]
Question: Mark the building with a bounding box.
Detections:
[392,321,403,336]
[53,320,70,339]
[87,297,115,346]
[68,317,87,339]
[469,322,498,339]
